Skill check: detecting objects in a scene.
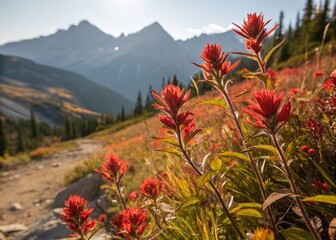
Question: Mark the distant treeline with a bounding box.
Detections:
[269,0,336,66]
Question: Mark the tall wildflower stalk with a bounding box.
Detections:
[152,85,245,238]
[193,44,278,233]
[243,89,321,240]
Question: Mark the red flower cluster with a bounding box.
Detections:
[312,179,330,192]
[140,177,164,199]
[153,84,198,144]
[233,13,278,54]
[305,118,323,138]
[314,70,324,77]
[324,70,336,91]
[60,195,96,239]
[300,145,315,156]
[94,154,128,183]
[266,69,277,83]
[243,90,291,131]
[112,208,147,237]
[128,190,141,201]
[193,43,240,80]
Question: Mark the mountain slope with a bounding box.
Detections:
[0,21,245,101]
[0,54,133,125]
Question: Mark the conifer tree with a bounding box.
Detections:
[16,124,25,153]
[274,11,284,46]
[121,107,126,121]
[0,117,7,156]
[172,74,179,86]
[301,0,314,42]
[133,91,143,116]
[30,109,39,139]
[64,113,72,140]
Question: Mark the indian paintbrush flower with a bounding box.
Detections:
[193,43,240,81]
[243,89,291,132]
[111,208,147,238]
[139,177,164,199]
[94,154,128,184]
[233,13,278,54]
[60,195,96,239]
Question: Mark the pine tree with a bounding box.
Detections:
[30,109,39,139]
[172,74,179,86]
[294,11,301,38]
[0,117,7,156]
[16,124,25,153]
[121,107,126,121]
[309,0,330,43]
[274,11,285,46]
[63,113,71,140]
[133,91,143,116]
[330,1,336,39]
[301,0,314,42]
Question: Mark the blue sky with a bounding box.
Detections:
[0,0,334,44]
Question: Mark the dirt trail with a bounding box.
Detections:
[0,139,101,227]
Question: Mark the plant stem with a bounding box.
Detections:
[175,121,245,239]
[217,85,278,234]
[256,53,267,89]
[270,133,321,240]
[116,181,127,210]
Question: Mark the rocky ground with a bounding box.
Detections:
[0,139,101,239]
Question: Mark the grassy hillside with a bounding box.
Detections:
[0,54,133,125]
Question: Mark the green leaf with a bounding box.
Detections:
[210,158,222,171]
[285,136,305,161]
[197,171,216,187]
[230,202,262,213]
[156,148,182,158]
[242,71,268,82]
[178,197,200,210]
[302,195,336,205]
[152,137,179,147]
[235,209,263,218]
[232,52,258,60]
[194,98,227,109]
[218,151,249,162]
[190,76,199,97]
[263,38,286,66]
[263,189,293,209]
[251,144,279,157]
[310,160,336,188]
[184,128,202,145]
[280,227,314,240]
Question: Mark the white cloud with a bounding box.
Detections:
[186,23,233,36]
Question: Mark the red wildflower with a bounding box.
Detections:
[267,69,277,82]
[152,84,190,116]
[300,145,309,152]
[111,208,147,237]
[98,214,107,223]
[200,43,224,66]
[139,177,164,199]
[324,70,336,91]
[128,190,141,201]
[193,44,240,80]
[233,13,278,54]
[60,195,96,239]
[153,84,200,145]
[313,179,330,192]
[289,88,300,94]
[243,90,291,131]
[245,37,263,54]
[305,119,323,138]
[308,148,315,155]
[94,154,128,183]
[314,70,324,77]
